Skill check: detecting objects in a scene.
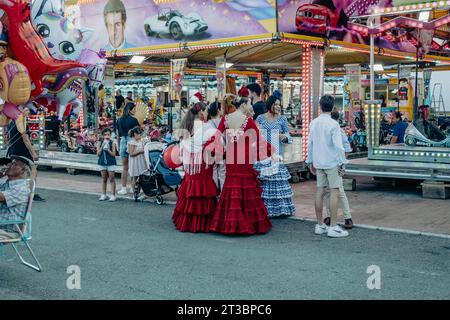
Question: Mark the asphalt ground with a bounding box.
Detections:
[1,189,449,300]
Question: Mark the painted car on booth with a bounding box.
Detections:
[295,3,339,37]
[143,10,208,40]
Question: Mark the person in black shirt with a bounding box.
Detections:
[246,83,267,120]
[126,91,133,104]
[115,90,125,111]
[116,102,139,195]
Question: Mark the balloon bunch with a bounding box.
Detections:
[0,0,107,133]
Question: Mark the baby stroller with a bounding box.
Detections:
[134,140,182,205]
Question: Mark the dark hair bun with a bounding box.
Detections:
[191,102,204,115]
[266,95,278,112]
[128,125,143,138]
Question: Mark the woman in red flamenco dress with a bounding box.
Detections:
[208,97,272,235]
[172,103,218,233]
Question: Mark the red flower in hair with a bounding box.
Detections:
[238,86,250,98]
[194,92,204,102]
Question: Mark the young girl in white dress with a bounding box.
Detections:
[127,126,147,195]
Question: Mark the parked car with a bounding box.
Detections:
[143,10,208,40]
[295,3,339,37]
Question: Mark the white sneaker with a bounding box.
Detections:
[99,194,108,201]
[327,225,349,238]
[108,195,116,202]
[314,224,329,235]
[117,188,127,195]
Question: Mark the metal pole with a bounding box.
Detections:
[414,30,420,122]
[397,64,400,112]
[369,18,375,101]
[168,101,173,133]
[169,61,173,132]
[275,0,279,33]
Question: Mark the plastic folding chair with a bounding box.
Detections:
[0,180,42,272]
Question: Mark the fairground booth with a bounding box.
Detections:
[1,0,449,191]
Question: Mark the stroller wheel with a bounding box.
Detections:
[155,195,164,205]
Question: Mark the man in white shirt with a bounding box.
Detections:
[306,95,349,238]
[323,109,353,229]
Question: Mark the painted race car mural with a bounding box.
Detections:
[79,0,276,51]
[280,0,392,41]
[279,0,450,57]
[143,9,208,40]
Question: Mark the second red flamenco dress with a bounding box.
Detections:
[209,114,272,235]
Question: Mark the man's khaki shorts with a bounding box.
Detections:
[316,166,343,189]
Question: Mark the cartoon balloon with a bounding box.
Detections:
[0,0,85,98]
[42,67,87,94]
[2,102,23,120]
[32,12,93,61]
[35,53,105,120]
[34,81,82,120]
[0,57,32,105]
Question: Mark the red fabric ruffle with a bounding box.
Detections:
[178,176,218,198]
[172,173,218,233]
[172,198,217,233]
[210,175,272,235]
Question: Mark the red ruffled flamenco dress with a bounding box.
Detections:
[172,138,218,233]
[208,115,272,235]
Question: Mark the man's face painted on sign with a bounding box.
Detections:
[105,11,125,49]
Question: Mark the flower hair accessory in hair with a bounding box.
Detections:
[238,86,250,98]
[223,94,237,114]
[194,92,204,102]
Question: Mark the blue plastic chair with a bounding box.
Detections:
[0,180,42,272]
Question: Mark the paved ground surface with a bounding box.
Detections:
[36,168,450,235]
[1,189,450,300]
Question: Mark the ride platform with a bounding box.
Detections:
[370,144,450,164]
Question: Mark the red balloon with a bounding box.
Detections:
[0,0,84,97]
[163,144,182,169]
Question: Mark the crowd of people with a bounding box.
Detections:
[0,84,353,241]
[170,84,352,237]
[91,83,354,238]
